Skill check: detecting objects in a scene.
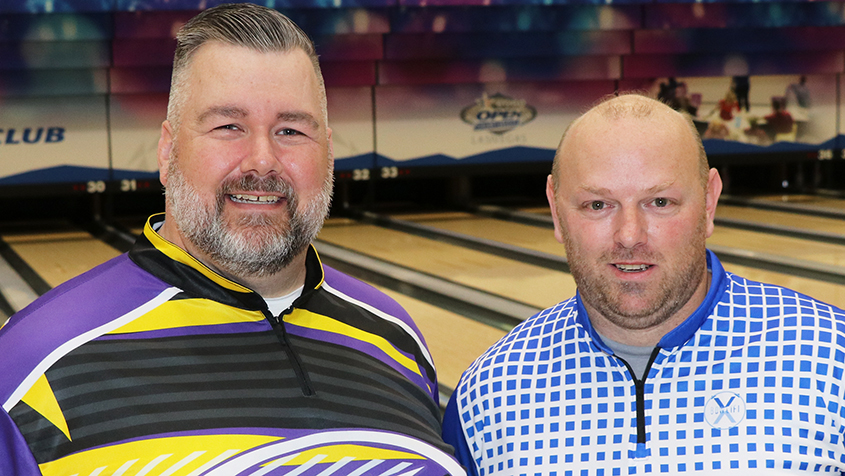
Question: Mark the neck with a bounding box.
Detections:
[158,218,309,298]
[585,271,711,348]
[226,252,308,298]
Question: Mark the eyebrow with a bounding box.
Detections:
[278,111,320,131]
[196,105,248,125]
[579,181,676,196]
[644,181,676,194]
[195,107,321,131]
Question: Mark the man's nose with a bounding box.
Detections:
[614,207,647,249]
[240,133,282,176]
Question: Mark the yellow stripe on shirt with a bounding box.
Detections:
[107,298,265,335]
[286,309,422,377]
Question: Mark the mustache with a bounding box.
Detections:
[601,244,662,263]
[218,173,294,196]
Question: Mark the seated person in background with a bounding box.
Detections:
[718,90,740,121]
[443,93,845,475]
[0,4,464,475]
[764,96,794,139]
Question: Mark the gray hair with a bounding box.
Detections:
[551,93,708,192]
[166,3,326,132]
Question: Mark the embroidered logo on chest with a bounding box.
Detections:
[704,391,746,429]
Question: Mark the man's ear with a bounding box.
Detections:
[157,120,174,187]
[546,175,565,244]
[704,168,723,238]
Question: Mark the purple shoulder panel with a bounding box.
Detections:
[0,254,173,401]
[322,265,427,340]
[0,410,39,474]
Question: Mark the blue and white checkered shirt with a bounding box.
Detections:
[443,250,845,475]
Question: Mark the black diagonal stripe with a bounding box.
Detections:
[0,237,50,296]
[305,289,437,382]
[0,290,14,319]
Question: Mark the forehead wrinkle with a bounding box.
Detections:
[579,185,612,196]
[645,181,676,195]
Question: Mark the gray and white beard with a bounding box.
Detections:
[165,159,332,279]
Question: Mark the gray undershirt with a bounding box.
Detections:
[597,332,655,381]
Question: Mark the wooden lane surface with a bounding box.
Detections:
[753,194,845,211]
[375,285,506,390]
[2,229,121,289]
[318,220,577,310]
[393,211,566,258]
[707,228,845,267]
[717,204,845,235]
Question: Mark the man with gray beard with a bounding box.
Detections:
[0,4,463,475]
[443,94,845,475]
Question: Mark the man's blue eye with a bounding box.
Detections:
[279,128,301,136]
[654,198,668,207]
[590,201,604,211]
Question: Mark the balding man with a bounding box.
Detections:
[442,93,845,475]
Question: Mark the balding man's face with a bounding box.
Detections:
[546,108,721,342]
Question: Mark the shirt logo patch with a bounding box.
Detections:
[704,391,746,430]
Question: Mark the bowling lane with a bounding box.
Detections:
[753,194,845,211]
[717,204,845,235]
[2,228,121,289]
[394,211,566,258]
[708,228,845,267]
[418,210,845,308]
[375,285,506,390]
[317,220,577,310]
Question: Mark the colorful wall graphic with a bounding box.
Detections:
[0,1,844,189]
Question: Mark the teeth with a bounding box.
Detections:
[615,264,650,272]
[230,194,280,204]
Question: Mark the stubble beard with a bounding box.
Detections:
[166,156,333,279]
[562,216,707,332]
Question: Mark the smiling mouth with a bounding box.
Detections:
[228,193,282,205]
[615,264,651,273]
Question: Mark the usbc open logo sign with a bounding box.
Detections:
[461,93,536,135]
